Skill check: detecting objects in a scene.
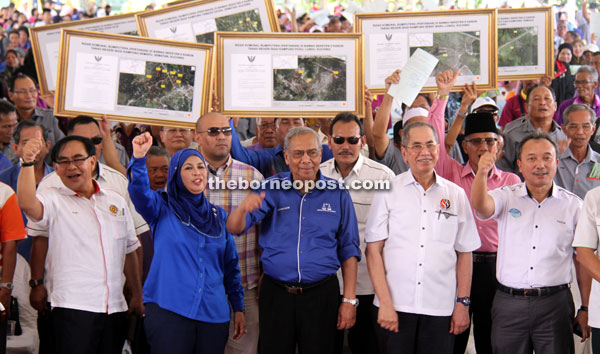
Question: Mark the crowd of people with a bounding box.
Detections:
[0,1,598,354]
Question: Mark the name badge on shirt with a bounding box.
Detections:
[587,162,600,181]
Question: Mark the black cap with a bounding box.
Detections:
[464,112,498,137]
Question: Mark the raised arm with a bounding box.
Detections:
[362,86,375,158]
[470,151,496,219]
[446,83,477,151]
[372,71,400,159]
[98,115,127,175]
[17,130,44,221]
[127,132,162,223]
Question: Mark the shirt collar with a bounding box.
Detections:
[574,94,600,108]
[525,115,560,133]
[334,154,364,178]
[207,155,233,176]
[57,178,101,197]
[400,169,439,187]
[518,182,558,199]
[560,145,600,163]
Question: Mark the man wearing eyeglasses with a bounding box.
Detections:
[320,112,394,354]
[159,126,194,157]
[247,118,278,151]
[555,66,600,126]
[194,112,264,354]
[366,121,480,353]
[7,74,64,150]
[227,126,360,354]
[16,135,143,354]
[555,104,600,199]
[0,99,18,166]
[427,71,521,354]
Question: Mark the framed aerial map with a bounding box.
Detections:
[55,29,213,128]
[217,32,364,118]
[30,12,140,96]
[355,9,497,94]
[136,0,279,44]
[498,7,553,80]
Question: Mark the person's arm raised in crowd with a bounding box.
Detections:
[583,0,591,25]
[362,86,375,158]
[432,69,459,154]
[446,83,477,152]
[127,132,162,224]
[372,71,399,160]
[99,115,127,175]
[290,8,298,32]
[16,130,44,221]
[470,151,496,219]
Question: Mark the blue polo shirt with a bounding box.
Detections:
[244,172,361,283]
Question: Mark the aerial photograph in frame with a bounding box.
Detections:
[409,31,481,77]
[117,60,196,111]
[195,8,263,44]
[498,27,538,67]
[272,55,347,101]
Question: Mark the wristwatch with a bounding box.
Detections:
[457,296,471,306]
[342,298,359,308]
[435,93,449,100]
[20,158,35,167]
[29,279,43,288]
[0,283,12,290]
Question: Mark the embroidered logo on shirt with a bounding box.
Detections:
[508,208,522,218]
[109,205,118,215]
[317,203,336,213]
[440,199,451,210]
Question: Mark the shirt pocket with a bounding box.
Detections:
[98,210,129,240]
[431,217,458,245]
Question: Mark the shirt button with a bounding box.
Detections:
[533,246,536,249]
[418,282,421,285]
[199,273,203,278]
[538,205,541,208]
[535,225,538,228]
[199,258,203,262]
[198,288,202,293]
[419,263,422,266]
[423,193,426,196]
[423,210,426,213]
[530,267,533,270]
[422,227,425,230]
[420,245,424,248]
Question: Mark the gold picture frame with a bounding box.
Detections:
[55,29,213,128]
[355,9,497,94]
[216,32,364,118]
[30,12,140,96]
[498,7,554,80]
[136,0,279,45]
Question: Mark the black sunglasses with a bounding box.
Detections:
[333,136,361,145]
[198,127,233,137]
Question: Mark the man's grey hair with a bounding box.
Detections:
[275,117,305,127]
[147,145,170,159]
[284,126,321,151]
[576,65,599,83]
[563,104,596,125]
[401,121,439,146]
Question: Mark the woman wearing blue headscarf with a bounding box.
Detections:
[127,132,245,354]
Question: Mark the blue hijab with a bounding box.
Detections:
[166,148,221,237]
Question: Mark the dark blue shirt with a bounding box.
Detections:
[230,120,333,177]
[128,157,244,323]
[244,172,361,283]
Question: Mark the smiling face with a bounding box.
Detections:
[54,140,97,195]
[517,138,557,190]
[284,132,321,181]
[527,86,557,121]
[180,155,207,194]
[9,76,38,111]
[574,71,598,102]
[558,48,572,63]
[401,125,439,176]
[574,42,585,58]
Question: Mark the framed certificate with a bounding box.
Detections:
[217,32,364,118]
[355,9,497,94]
[30,12,140,96]
[498,7,554,80]
[136,0,279,44]
[55,29,213,128]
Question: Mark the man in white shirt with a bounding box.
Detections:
[17,135,143,354]
[471,131,585,354]
[320,112,394,354]
[366,121,480,353]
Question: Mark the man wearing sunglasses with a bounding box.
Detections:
[194,112,264,354]
[428,71,521,354]
[320,112,394,354]
[230,117,333,178]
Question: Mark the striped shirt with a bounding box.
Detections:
[204,156,263,289]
